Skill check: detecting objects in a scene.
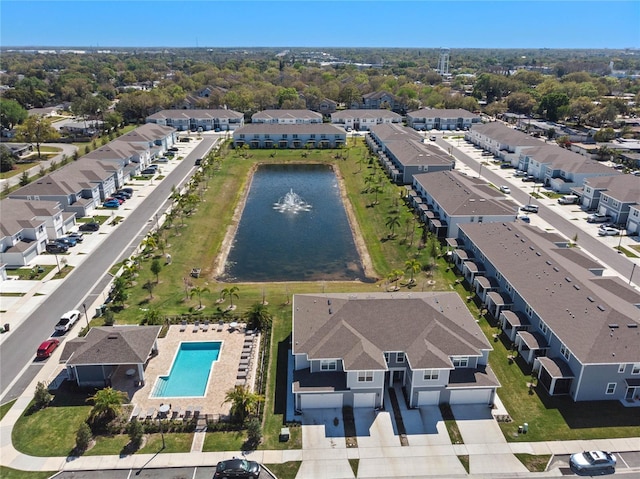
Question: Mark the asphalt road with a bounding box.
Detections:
[439,137,639,288]
[0,137,217,401]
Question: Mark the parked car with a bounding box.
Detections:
[155,157,169,163]
[587,213,611,223]
[116,190,132,199]
[140,168,156,176]
[79,222,100,232]
[500,163,513,169]
[517,214,530,223]
[558,195,579,205]
[521,175,536,182]
[113,193,128,202]
[55,236,77,247]
[103,199,120,208]
[499,186,511,194]
[106,196,124,204]
[168,146,179,152]
[55,309,81,333]
[520,204,539,214]
[598,226,620,236]
[569,451,616,475]
[46,242,68,254]
[213,458,261,479]
[429,135,437,141]
[514,170,527,177]
[67,232,84,242]
[119,187,134,195]
[36,338,60,359]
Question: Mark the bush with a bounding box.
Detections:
[127,419,144,450]
[246,417,262,447]
[33,381,52,410]
[75,422,92,453]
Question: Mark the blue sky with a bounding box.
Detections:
[1,1,639,49]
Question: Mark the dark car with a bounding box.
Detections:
[570,450,616,475]
[521,175,536,182]
[79,222,100,232]
[116,190,132,199]
[36,338,60,359]
[213,458,261,479]
[169,146,179,151]
[46,242,68,254]
[195,158,202,165]
[113,193,128,202]
[120,187,134,195]
[500,163,513,169]
[140,168,157,176]
[55,236,77,247]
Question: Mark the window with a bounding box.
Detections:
[452,357,468,368]
[606,383,616,395]
[423,369,439,380]
[618,364,625,373]
[525,305,533,318]
[282,134,288,138]
[632,363,640,375]
[320,360,337,371]
[358,371,374,382]
[560,344,570,361]
[539,320,548,334]
[384,352,390,363]
[396,352,405,363]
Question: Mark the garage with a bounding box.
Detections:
[449,388,493,405]
[353,392,377,408]
[417,390,441,406]
[299,393,343,410]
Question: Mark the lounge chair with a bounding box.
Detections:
[179,320,187,332]
[131,406,141,420]
[201,320,210,332]
[193,406,201,419]
[217,320,224,332]
[184,406,193,420]
[172,407,182,420]
[192,321,200,332]
[145,407,155,420]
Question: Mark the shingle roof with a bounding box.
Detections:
[252,109,322,121]
[331,109,402,120]
[413,170,519,217]
[407,108,479,119]
[469,122,542,148]
[386,139,454,168]
[458,222,640,364]
[584,174,640,203]
[62,326,161,365]
[0,199,60,237]
[293,292,491,371]
[147,109,243,120]
[233,123,345,135]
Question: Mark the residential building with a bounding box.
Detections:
[407,108,481,131]
[292,292,499,411]
[409,170,518,238]
[146,109,244,131]
[0,199,68,267]
[454,221,640,403]
[573,175,640,225]
[251,109,322,124]
[232,124,346,149]
[331,109,402,131]
[351,91,405,113]
[465,122,542,164]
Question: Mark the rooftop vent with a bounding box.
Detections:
[573,284,580,290]
[565,277,572,283]
[628,324,638,328]
[597,305,606,312]
[553,267,559,272]
[587,296,595,302]
[608,324,619,328]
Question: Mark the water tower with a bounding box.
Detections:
[437,48,450,77]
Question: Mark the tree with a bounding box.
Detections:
[222,386,264,424]
[127,419,144,450]
[75,422,92,453]
[538,92,570,122]
[0,146,16,173]
[150,258,162,283]
[0,98,28,129]
[246,302,273,331]
[388,269,403,291]
[190,285,210,309]
[33,381,53,409]
[404,258,421,284]
[506,92,536,115]
[110,276,129,307]
[143,307,162,325]
[19,170,29,186]
[141,234,157,255]
[594,127,616,142]
[15,115,60,158]
[385,214,401,239]
[221,286,239,309]
[87,387,128,425]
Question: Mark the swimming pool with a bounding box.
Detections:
[152,341,221,398]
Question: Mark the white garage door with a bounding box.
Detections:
[417,390,440,406]
[300,393,343,409]
[449,389,492,405]
[353,392,376,408]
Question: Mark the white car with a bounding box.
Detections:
[54,309,81,333]
[517,214,530,223]
[499,186,511,194]
[598,226,620,236]
[569,450,616,474]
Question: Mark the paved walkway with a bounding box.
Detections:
[0,143,78,190]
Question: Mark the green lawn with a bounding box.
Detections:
[0,467,55,479]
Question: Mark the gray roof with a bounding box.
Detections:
[84,140,148,161]
[469,122,542,148]
[407,108,479,119]
[251,109,322,121]
[584,174,640,203]
[458,222,640,364]
[233,123,345,135]
[331,109,402,120]
[521,144,618,175]
[117,123,174,143]
[147,109,243,120]
[0,199,61,237]
[62,326,161,365]
[370,123,424,142]
[413,170,519,217]
[293,292,491,371]
[386,139,454,168]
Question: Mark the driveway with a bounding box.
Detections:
[451,404,529,475]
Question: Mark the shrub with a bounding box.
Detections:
[33,381,52,410]
[75,422,92,453]
[127,419,144,450]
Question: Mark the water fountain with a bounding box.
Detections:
[273,188,312,213]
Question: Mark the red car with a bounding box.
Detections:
[36,338,60,359]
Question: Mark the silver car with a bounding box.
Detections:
[569,450,616,475]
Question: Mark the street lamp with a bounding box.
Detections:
[82,303,89,328]
[54,252,61,274]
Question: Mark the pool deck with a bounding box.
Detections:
[121,322,260,421]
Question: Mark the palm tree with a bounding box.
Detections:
[405,258,421,284]
[246,302,273,331]
[221,286,239,310]
[222,386,264,424]
[87,387,128,424]
[190,285,210,310]
[385,214,401,238]
[387,269,403,291]
[141,234,157,256]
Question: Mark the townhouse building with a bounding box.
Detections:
[454,221,640,404]
[232,124,346,149]
[292,292,499,411]
[572,175,640,226]
[331,109,402,131]
[146,109,244,131]
[406,108,480,131]
[251,109,323,124]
